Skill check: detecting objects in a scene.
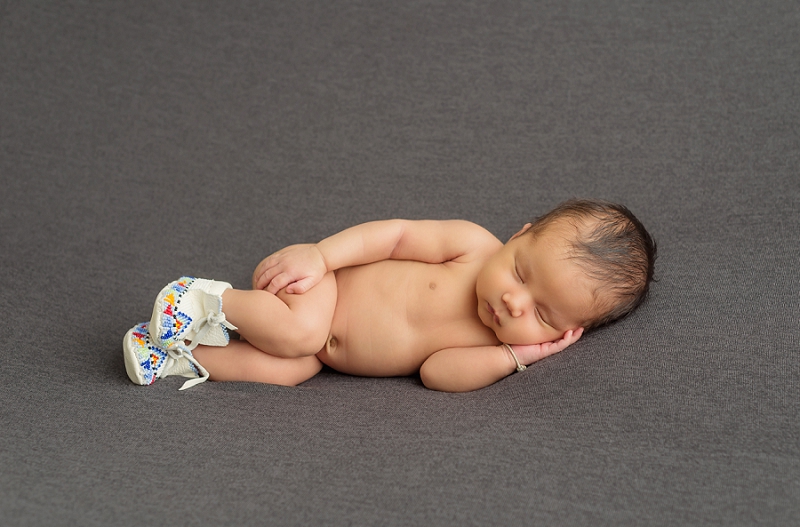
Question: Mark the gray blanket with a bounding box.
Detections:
[2,1,798,525]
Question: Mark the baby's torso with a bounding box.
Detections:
[317,258,500,376]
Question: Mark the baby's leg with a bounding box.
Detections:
[219,272,337,359]
[192,340,323,386]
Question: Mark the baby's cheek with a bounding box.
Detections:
[512,323,557,346]
[539,325,565,344]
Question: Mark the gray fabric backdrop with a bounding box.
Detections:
[1,1,798,525]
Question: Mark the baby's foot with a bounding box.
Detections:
[150,276,237,351]
[123,322,209,390]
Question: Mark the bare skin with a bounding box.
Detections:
[192,219,590,392]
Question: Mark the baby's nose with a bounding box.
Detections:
[502,293,524,317]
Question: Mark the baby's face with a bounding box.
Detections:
[475,222,595,345]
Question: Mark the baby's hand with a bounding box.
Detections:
[511,328,584,366]
[252,244,328,295]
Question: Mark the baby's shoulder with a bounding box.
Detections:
[444,221,503,260]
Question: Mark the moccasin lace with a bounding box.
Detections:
[185,311,238,351]
[162,343,210,390]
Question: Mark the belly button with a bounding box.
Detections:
[328,336,338,349]
[429,282,437,290]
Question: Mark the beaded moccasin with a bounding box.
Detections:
[149,276,237,351]
[123,322,209,390]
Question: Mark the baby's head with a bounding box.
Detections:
[524,199,657,330]
[475,199,656,346]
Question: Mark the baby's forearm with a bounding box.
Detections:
[315,218,488,272]
[420,330,584,391]
[315,220,406,272]
[253,219,418,293]
[419,345,520,392]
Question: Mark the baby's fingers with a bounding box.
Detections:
[548,328,584,353]
[562,327,584,346]
[285,276,317,295]
[265,272,295,295]
[253,256,277,289]
[255,265,279,291]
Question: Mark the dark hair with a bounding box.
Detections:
[528,199,657,330]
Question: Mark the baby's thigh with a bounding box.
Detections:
[274,271,337,346]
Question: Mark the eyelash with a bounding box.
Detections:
[515,261,549,326]
[536,307,555,329]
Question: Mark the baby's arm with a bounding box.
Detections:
[254,220,495,294]
[419,329,583,392]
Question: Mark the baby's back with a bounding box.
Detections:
[316,258,499,377]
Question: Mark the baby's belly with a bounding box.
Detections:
[316,264,434,376]
[317,323,425,377]
[315,261,497,377]
[316,299,418,375]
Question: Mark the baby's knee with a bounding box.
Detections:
[281,318,330,357]
[277,274,336,356]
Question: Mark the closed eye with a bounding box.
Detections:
[514,262,524,283]
[535,308,553,328]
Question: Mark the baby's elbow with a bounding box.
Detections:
[419,361,444,391]
[420,360,461,392]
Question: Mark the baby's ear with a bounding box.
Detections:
[509,223,532,241]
